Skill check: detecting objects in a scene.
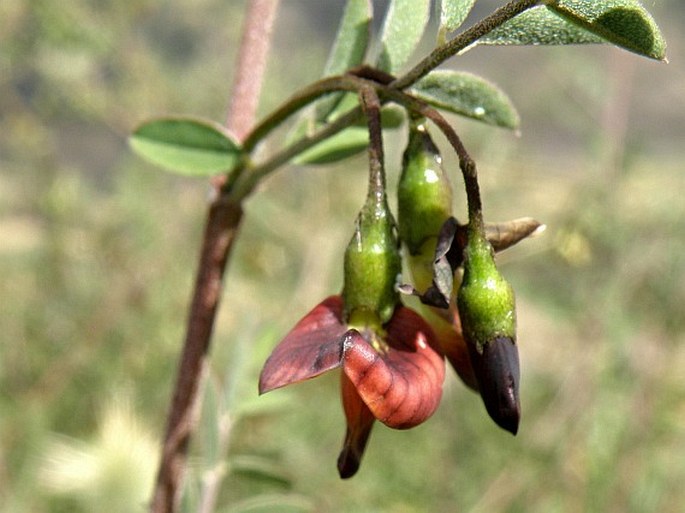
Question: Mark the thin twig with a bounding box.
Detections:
[150,2,279,512]
[235,0,541,200]
[392,0,541,90]
[358,85,386,201]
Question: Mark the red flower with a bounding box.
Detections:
[259,295,445,478]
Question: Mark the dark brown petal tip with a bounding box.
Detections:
[337,374,375,479]
[469,336,521,435]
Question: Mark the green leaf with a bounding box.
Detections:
[438,0,478,44]
[377,0,431,73]
[290,105,404,166]
[316,0,372,121]
[411,70,520,129]
[293,126,369,165]
[199,376,222,468]
[548,0,667,61]
[476,6,606,47]
[229,456,292,488]
[129,117,242,176]
[226,494,315,513]
[476,2,667,61]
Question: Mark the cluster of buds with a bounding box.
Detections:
[259,107,542,477]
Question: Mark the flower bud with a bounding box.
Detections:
[398,120,453,258]
[457,231,520,434]
[343,178,401,327]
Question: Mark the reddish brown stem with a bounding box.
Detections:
[150,1,279,512]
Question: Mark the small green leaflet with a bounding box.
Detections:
[290,104,404,166]
[438,0,478,45]
[377,0,431,73]
[129,117,242,177]
[316,0,372,121]
[476,1,666,61]
[411,70,520,130]
[293,127,369,165]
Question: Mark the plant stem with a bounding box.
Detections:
[235,0,540,199]
[150,2,279,512]
[359,85,386,204]
[371,85,484,232]
[392,0,541,90]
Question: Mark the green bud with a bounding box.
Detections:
[398,120,453,256]
[343,186,401,327]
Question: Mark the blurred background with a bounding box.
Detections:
[1,1,684,512]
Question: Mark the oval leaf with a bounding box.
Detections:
[476,2,666,61]
[129,117,242,177]
[439,0,478,44]
[293,127,369,165]
[411,70,520,129]
[316,0,372,121]
[377,0,431,73]
[476,6,606,47]
[549,0,667,61]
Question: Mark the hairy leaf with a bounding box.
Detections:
[439,0,478,44]
[377,0,431,73]
[476,6,605,47]
[316,0,373,120]
[129,118,242,176]
[411,70,520,129]
[477,2,666,61]
[549,0,666,61]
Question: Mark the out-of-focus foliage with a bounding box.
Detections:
[1,1,684,512]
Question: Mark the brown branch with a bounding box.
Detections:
[150,2,279,512]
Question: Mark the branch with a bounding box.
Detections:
[392,0,541,90]
[150,2,279,512]
[234,0,541,200]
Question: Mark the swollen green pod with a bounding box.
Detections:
[343,176,401,328]
[457,231,520,434]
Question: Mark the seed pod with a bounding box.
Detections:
[343,178,401,327]
[457,231,520,434]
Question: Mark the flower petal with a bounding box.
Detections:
[426,304,479,391]
[337,374,375,479]
[342,307,445,429]
[259,296,347,394]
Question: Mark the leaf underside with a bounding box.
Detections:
[477,2,666,61]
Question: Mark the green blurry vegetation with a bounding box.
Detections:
[1,1,684,512]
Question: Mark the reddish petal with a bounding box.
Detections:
[342,307,445,429]
[337,373,375,479]
[259,296,347,394]
[437,305,478,391]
